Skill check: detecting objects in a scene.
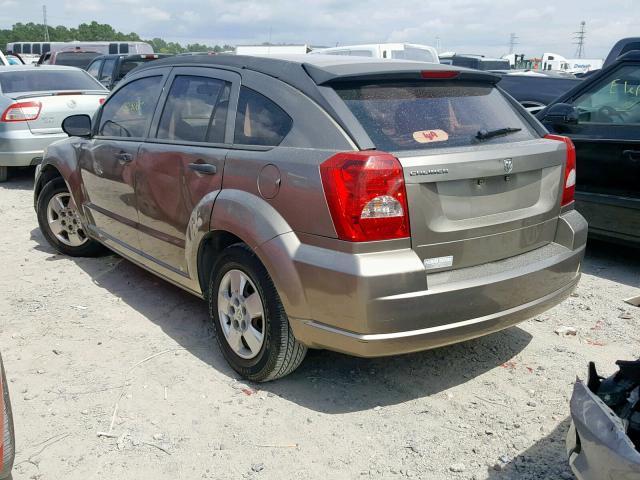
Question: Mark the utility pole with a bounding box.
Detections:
[435,36,441,52]
[42,5,50,42]
[573,21,586,58]
[508,33,518,54]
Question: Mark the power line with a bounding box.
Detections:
[573,21,586,58]
[508,33,518,54]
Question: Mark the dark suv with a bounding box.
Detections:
[35,55,586,381]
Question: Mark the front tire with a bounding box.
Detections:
[36,177,105,257]
[209,244,307,382]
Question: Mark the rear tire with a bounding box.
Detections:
[0,166,7,182]
[36,177,105,257]
[209,244,307,382]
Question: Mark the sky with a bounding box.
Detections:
[0,0,637,59]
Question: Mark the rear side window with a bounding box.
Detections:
[234,87,292,146]
[13,44,21,54]
[87,60,102,78]
[23,44,31,54]
[99,75,162,138]
[119,43,129,54]
[0,70,103,93]
[99,58,117,83]
[335,82,535,152]
[157,75,231,143]
[33,44,41,55]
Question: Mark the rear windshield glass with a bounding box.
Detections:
[54,52,101,69]
[335,82,535,152]
[0,70,103,93]
[118,59,154,79]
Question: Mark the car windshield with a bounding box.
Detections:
[335,81,535,152]
[0,69,104,93]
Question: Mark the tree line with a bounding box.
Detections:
[0,21,234,54]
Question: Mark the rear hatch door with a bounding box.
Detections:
[333,77,566,272]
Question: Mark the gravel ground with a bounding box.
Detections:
[1,168,639,480]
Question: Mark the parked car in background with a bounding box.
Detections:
[86,53,172,90]
[567,360,640,479]
[0,353,15,480]
[311,43,440,63]
[38,49,102,69]
[439,53,510,71]
[0,65,107,181]
[538,50,640,245]
[7,41,154,61]
[498,70,582,114]
[35,55,585,381]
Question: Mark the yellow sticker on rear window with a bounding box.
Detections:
[413,129,449,143]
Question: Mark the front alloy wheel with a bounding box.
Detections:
[36,177,105,257]
[46,192,89,247]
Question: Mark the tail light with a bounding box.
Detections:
[99,98,106,105]
[320,151,410,241]
[545,134,576,206]
[1,101,42,122]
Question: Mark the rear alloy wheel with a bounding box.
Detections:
[37,177,105,257]
[209,244,307,382]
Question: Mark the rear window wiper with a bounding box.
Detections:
[475,127,522,141]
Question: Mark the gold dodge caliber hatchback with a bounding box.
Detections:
[35,55,587,381]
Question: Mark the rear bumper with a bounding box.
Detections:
[262,210,587,357]
[0,131,66,167]
[567,381,640,480]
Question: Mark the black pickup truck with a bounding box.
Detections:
[537,51,640,245]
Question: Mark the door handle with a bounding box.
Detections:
[188,163,217,175]
[623,150,640,161]
[115,152,133,163]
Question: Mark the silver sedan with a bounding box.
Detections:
[0,65,107,181]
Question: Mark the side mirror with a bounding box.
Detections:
[539,103,579,126]
[62,114,92,138]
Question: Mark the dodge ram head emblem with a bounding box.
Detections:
[503,158,513,173]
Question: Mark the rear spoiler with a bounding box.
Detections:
[302,62,500,85]
[10,90,107,100]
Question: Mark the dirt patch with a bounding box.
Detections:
[1,170,639,479]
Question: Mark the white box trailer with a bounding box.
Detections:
[236,45,311,56]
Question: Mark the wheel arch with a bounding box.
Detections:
[193,189,310,320]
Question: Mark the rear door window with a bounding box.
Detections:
[99,58,117,84]
[335,82,535,152]
[157,75,231,143]
[233,87,292,146]
[98,75,163,138]
[87,60,102,78]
